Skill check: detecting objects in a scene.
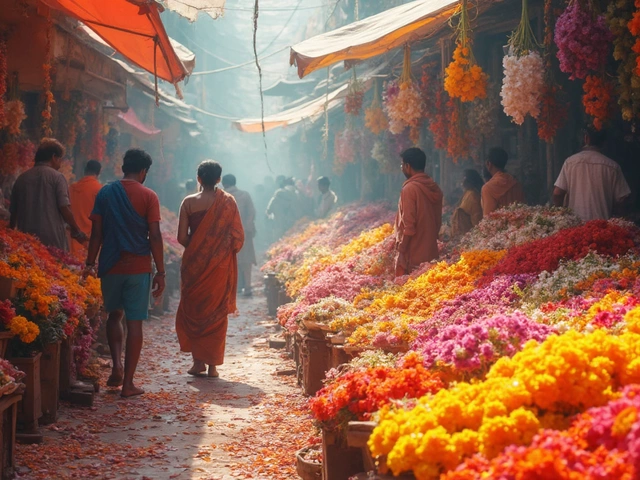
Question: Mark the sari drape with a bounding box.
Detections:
[175,189,244,366]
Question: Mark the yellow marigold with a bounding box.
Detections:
[9,316,40,344]
[369,330,640,478]
[625,306,640,334]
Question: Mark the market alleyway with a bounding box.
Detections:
[14,293,316,480]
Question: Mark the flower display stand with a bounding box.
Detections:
[264,274,280,317]
[294,332,303,387]
[0,333,13,361]
[277,287,291,310]
[295,445,322,480]
[39,341,61,425]
[322,427,364,480]
[0,392,22,479]
[59,339,94,407]
[329,345,350,370]
[9,353,42,440]
[301,330,331,397]
[347,421,415,480]
[0,277,16,302]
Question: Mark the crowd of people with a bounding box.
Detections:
[3,123,632,397]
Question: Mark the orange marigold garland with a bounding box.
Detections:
[42,18,54,137]
[444,0,488,102]
[582,75,613,130]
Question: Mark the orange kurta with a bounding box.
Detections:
[395,173,443,276]
[481,171,525,216]
[68,176,102,258]
[451,189,483,237]
[175,189,244,366]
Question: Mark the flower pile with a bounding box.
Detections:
[460,204,582,251]
[0,225,102,353]
[264,202,640,479]
[310,352,443,431]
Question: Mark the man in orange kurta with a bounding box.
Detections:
[481,147,525,216]
[68,160,102,258]
[395,148,443,277]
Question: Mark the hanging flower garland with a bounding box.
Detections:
[628,0,640,76]
[469,84,500,140]
[3,100,26,136]
[420,64,439,121]
[582,75,614,130]
[500,0,544,125]
[537,0,568,142]
[0,139,35,176]
[554,1,613,80]
[429,88,449,151]
[371,133,395,174]
[607,0,638,121]
[383,45,424,134]
[42,18,54,137]
[334,125,362,174]
[364,79,388,135]
[0,36,7,129]
[345,71,365,116]
[444,0,488,102]
[447,99,475,162]
[537,84,568,142]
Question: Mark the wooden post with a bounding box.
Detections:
[40,341,61,425]
[10,354,42,435]
[0,393,22,479]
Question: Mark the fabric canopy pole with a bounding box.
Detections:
[290,0,459,78]
[40,0,189,84]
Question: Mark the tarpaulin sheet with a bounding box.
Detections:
[290,0,458,78]
[79,24,196,75]
[233,84,349,133]
[164,0,225,21]
[41,0,189,84]
[118,107,161,136]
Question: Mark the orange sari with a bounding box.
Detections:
[175,189,244,366]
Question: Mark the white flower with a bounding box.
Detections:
[501,51,545,125]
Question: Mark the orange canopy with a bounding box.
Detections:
[41,0,189,84]
[290,0,458,78]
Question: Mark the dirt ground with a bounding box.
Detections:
[15,292,318,480]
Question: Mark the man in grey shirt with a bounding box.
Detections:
[10,138,87,251]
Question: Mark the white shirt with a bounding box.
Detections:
[555,147,631,221]
[315,190,337,218]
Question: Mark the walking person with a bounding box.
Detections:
[222,174,257,296]
[85,148,165,398]
[451,169,484,237]
[69,160,102,258]
[176,161,244,378]
[553,126,631,220]
[10,138,87,250]
[395,147,443,277]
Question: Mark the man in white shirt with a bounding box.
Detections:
[315,176,337,219]
[553,127,631,221]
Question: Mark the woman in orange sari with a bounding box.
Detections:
[176,161,244,377]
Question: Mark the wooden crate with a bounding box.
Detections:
[322,427,364,480]
[330,345,350,369]
[0,333,13,361]
[301,334,331,397]
[9,354,41,433]
[264,274,280,317]
[347,421,415,479]
[0,278,17,302]
[0,393,22,480]
[39,341,61,425]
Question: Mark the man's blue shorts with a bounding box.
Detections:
[101,273,151,321]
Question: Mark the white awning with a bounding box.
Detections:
[290,0,458,78]
[164,0,225,21]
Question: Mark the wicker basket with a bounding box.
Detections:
[296,445,322,480]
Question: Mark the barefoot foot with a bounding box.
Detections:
[121,385,145,398]
[188,361,207,376]
[106,369,124,387]
[207,366,219,378]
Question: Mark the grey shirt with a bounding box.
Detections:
[10,164,71,251]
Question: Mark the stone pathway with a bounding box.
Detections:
[16,293,316,480]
